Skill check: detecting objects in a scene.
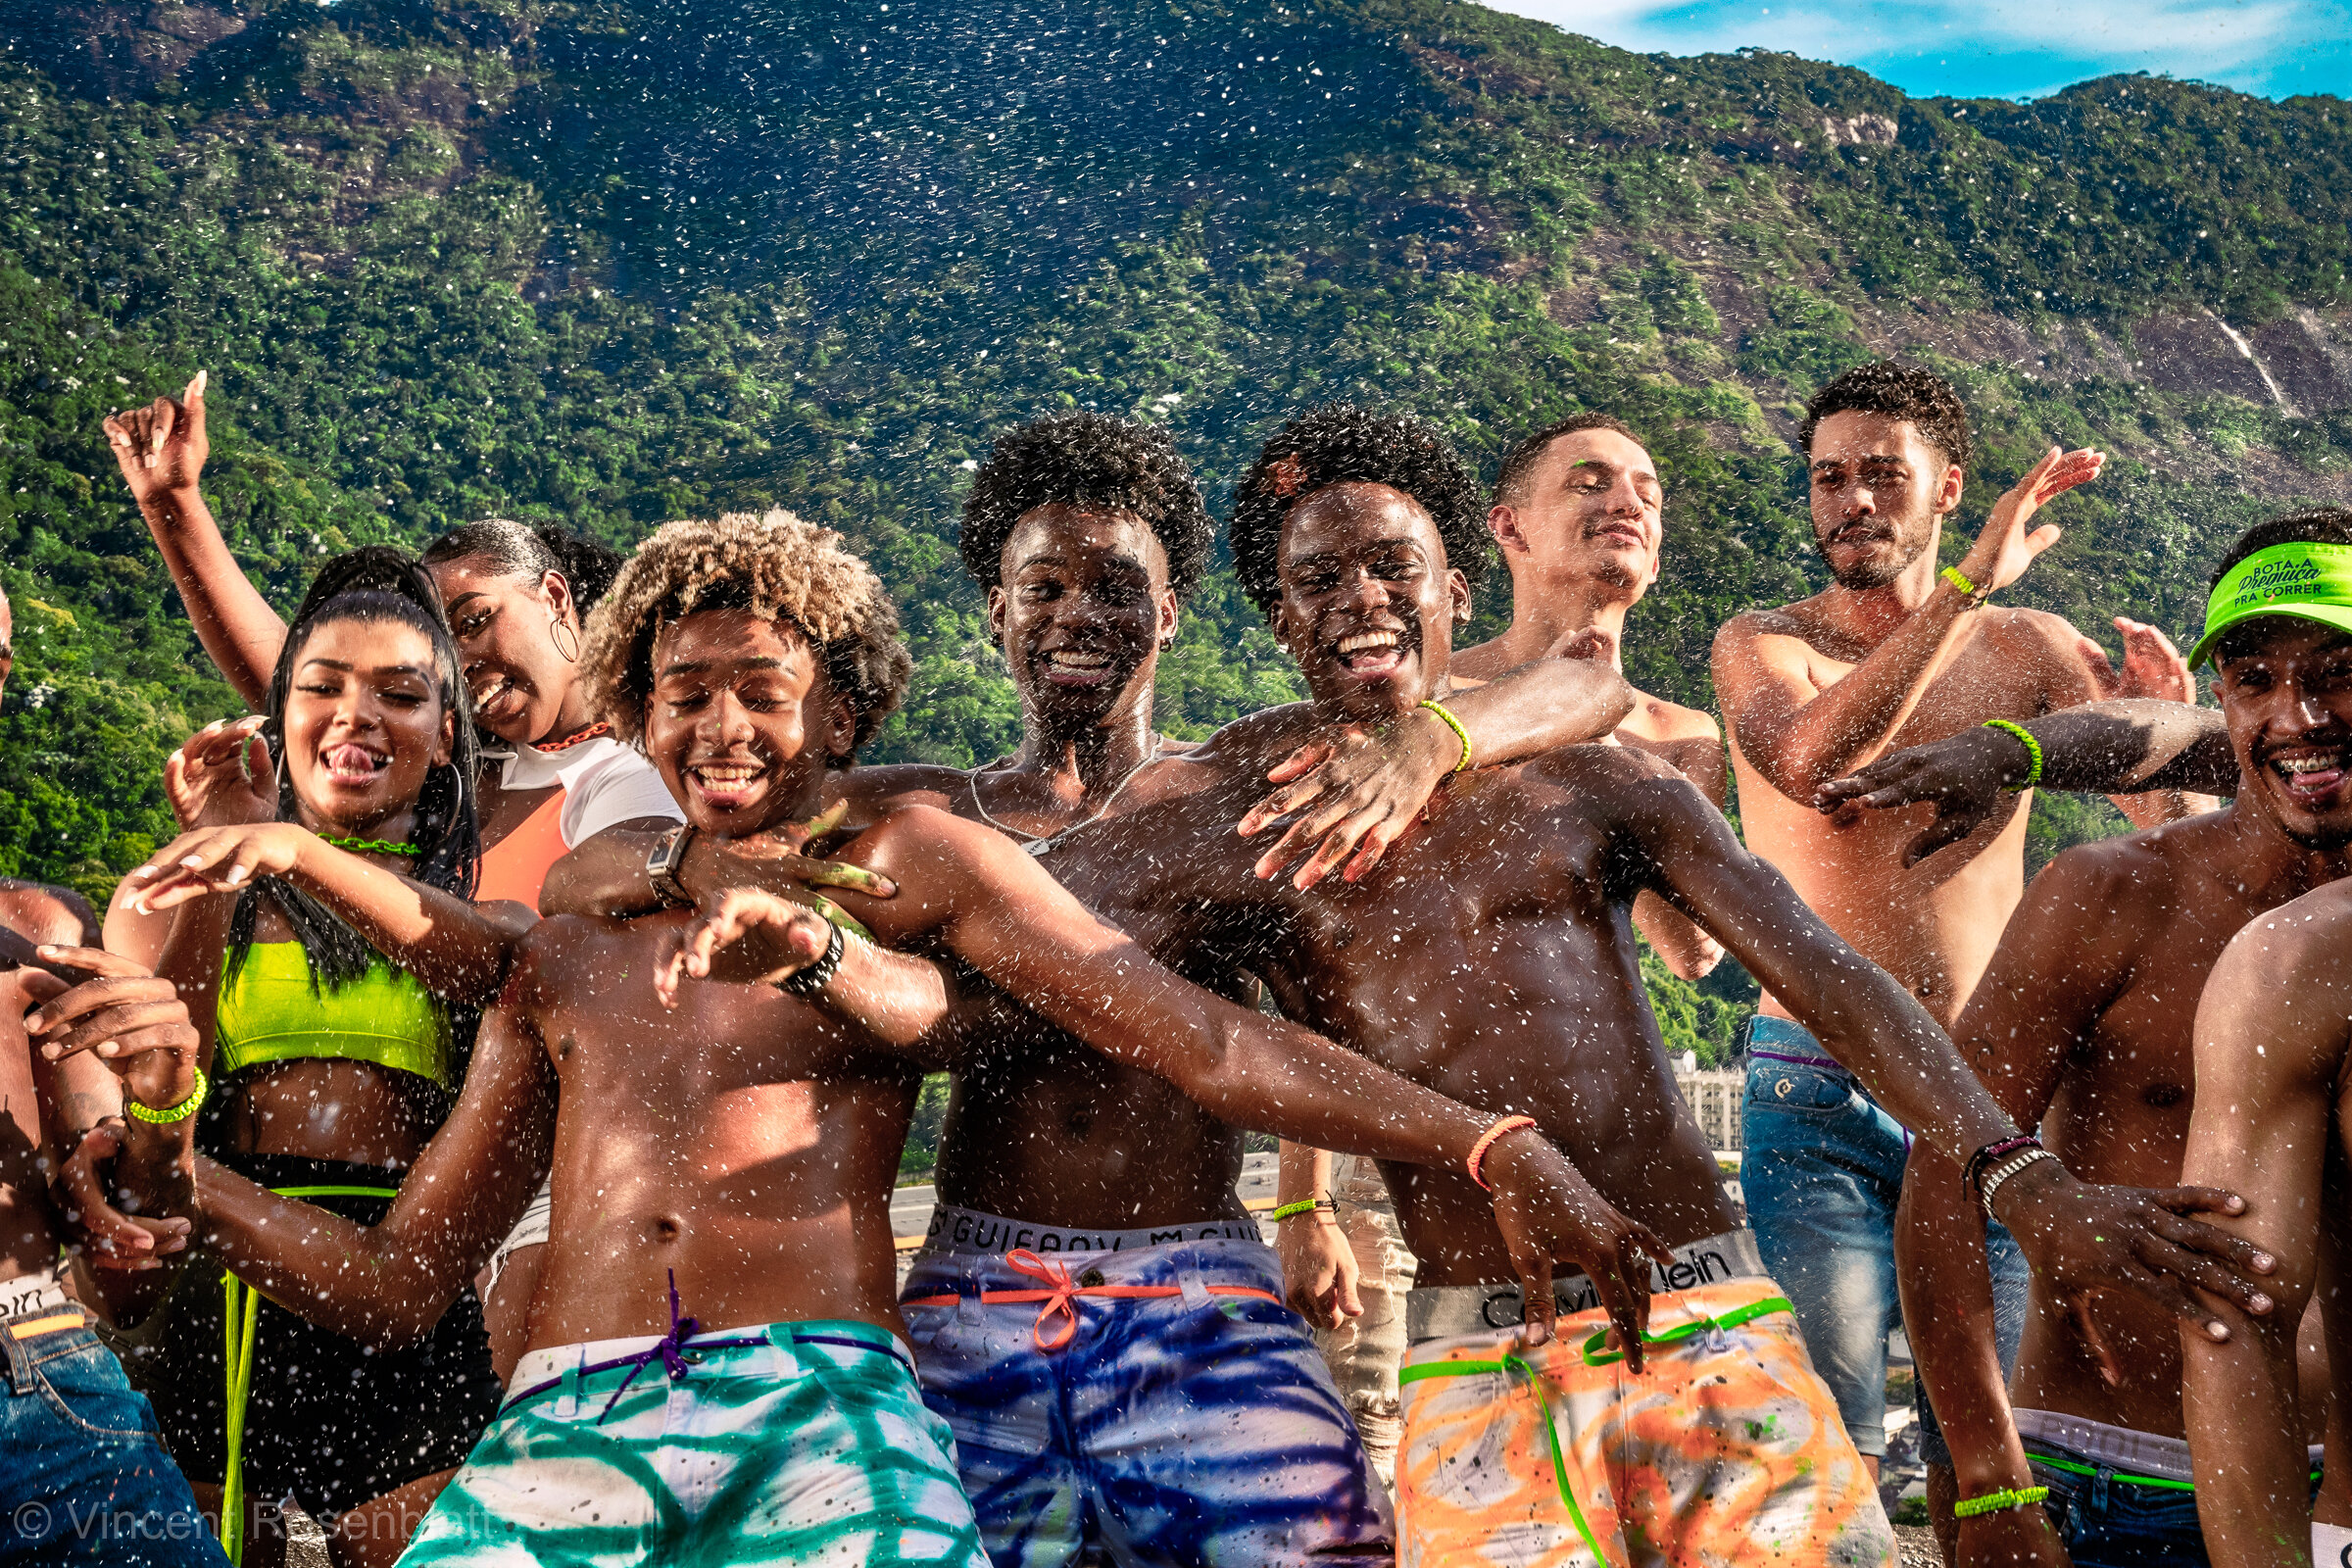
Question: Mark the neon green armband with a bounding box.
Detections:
[1981,718,2045,791]
[1954,1485,2050,1519]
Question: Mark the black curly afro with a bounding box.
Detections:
[958,413,1215,600]
[1228,405,1490,617]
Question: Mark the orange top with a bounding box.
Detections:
[475,790,567,911]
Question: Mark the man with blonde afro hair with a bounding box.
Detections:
[127,510,1662,1566]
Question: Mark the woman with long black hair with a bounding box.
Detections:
[106,550,522,1566]
[102,376,683,1394]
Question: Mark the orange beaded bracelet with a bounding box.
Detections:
[1467,1114,1540,1190]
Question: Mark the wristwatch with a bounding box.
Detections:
[647,824,698,907]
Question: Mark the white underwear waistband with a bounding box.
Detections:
[920,1201,1262,1256]
[2016,1408,2324,1485]
[1406,1228,1765,1344]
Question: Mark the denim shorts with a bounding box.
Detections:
[2026,1440,2207,1568]
[1740,1014,2029,1461]
[0,1304,226,1566]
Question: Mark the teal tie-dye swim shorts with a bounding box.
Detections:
[398,1318,985,1567]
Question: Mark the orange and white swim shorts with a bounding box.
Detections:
[1396,1274,1892,1568]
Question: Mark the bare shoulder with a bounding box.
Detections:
[506,912,637,1008]
[842,762,972,818]
[0,879,97,947]
[2031,813,2205,921]
[1520,739,1688,796]
[1626,688,1721,745]
[1992,606,2100,664]
[1715,597,1827,652]
[2222,878,2352,987]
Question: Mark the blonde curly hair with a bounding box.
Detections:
[580,509,912,760]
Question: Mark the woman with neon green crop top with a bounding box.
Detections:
[109,549,535,1567]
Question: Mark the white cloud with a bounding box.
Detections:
[1481,0,2342,99]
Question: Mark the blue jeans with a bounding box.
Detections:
[2026,1441,2208,1568]
[0,1309,226,1566]
[1741,1014,2029,1460]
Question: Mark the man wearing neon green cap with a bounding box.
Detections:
[1896,507,2352,1568]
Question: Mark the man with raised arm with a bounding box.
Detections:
[1276,408,1730,1486]
[846,405,2267,1568]
[53,508,1644,1567]
[1890,511,2352,1568]
[0,580,228,1566]
[1711,359,2207,1482]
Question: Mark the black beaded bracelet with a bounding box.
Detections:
[777,918,847,998]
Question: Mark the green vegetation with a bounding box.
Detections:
[1,0,2342,1059]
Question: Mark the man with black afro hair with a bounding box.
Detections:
[1228,403,1491,618]
[958,411,1215,601]
[1712,358,2213,1497]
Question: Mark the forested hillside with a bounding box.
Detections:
[4,0,2348,1058]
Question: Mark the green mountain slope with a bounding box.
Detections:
[3,0,2347,1056]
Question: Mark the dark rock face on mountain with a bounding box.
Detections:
[0,0,2346,943]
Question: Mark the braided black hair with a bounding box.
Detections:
[1228,405,1489,616]
[959,414,1214,600]
[227,547,482,996]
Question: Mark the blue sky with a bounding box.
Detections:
[1482,0,2352,101]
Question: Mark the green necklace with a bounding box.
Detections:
[319,835,419,858]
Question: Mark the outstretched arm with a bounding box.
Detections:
[1715,448,2102,798]
[2180,909,2350,1568]
[1816,699,2236,866]
[122,823,531,1004]
[104,375,285,709]
[1617,760,2277,1329]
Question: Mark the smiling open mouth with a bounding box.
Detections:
[1333,628,1408,679]
[2269,746,2352,803]
[687,759,769,808]
[1040,649,1117,686]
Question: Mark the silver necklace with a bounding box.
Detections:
[968,736,1167,856]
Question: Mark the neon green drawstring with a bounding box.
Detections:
[220,1184,399,1565]
[1396,1296,1795,1566]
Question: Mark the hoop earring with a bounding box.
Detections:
[550,616,581,663]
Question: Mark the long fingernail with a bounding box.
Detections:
[2252,1293,2275,1312]
[225,865,249,885]
[97,1042,117,1055]
[2255,1250,2276,1269]
[2207,1321,2231,1342]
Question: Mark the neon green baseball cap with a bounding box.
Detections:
[2188,541,2352,667]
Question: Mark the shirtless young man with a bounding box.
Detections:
[1893,512,2352,1567]
[0,581,226,1567]
[867,405,2276,1568]
[1276,409,1729,1483]
[1711,359,2208,1479]
[538,412,1642,1566]
[61,508,1641,1566]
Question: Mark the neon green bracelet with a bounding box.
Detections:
[1953,1485,2050,1519]
[1269,1198,1332,1222]
[1417,699,1473,773]
[126,1064,208,1125]
[1981,718,2045,791]
[1941,564,1985,603]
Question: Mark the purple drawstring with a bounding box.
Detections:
[499,1272,908,1421]
[594,1270,711,1421]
